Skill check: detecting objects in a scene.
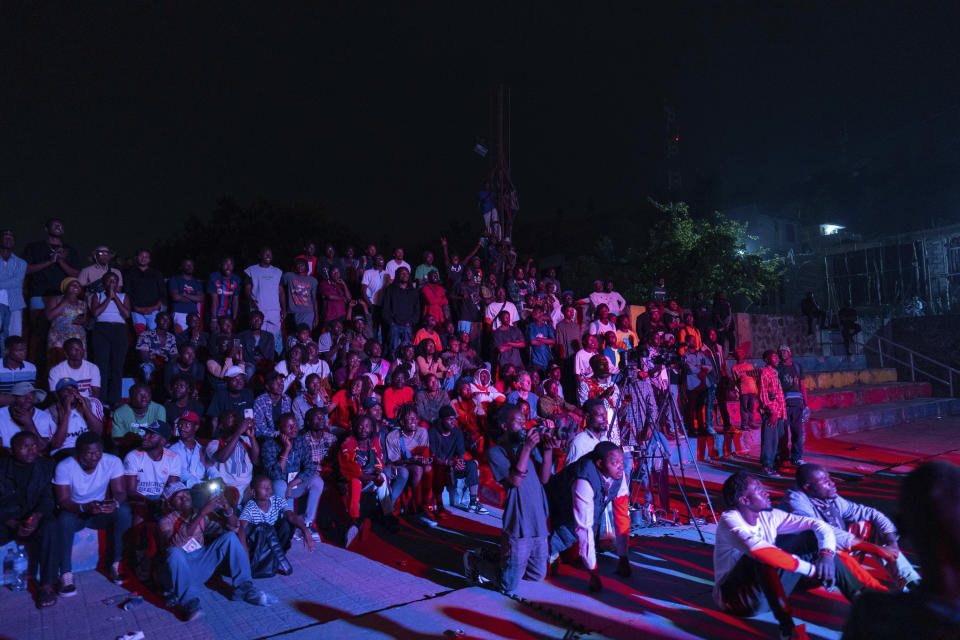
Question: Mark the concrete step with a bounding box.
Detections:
[806,381,931,411]
[803,367,898,391]
[805,397,960,439]
[743,354,867,372]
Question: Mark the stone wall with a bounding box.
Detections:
[885,316,960,395]
[734,313,819,358]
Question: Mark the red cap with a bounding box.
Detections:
[178,410,200,424]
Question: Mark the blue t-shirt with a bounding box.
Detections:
[506,391,539,418]
[206,272,242,318]
[526,322,555,369]
[168,275,203,314]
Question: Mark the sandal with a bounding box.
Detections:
[38,587,57,608]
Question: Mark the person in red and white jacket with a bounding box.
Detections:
[715,471,884,640]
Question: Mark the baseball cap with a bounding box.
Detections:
[224,365,245,378]
[439,406,456,420]
[142,420,172,441]
[162,481,189,502]
[10,382,46,403]
[177,410,200,424]
[779,344,792,353]
[55,377,79,391]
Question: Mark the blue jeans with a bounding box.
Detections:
[166,531,253,605]
[779,399,805,463]
[56,503,132,572]
[272,476,325,526]
[132,310,159,333]
[499,534,548,593]
[387,324,412,357]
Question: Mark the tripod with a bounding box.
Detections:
[615,366,717,544]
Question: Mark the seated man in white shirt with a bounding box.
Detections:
[546,441,631,591]
[47,377,104,455]
[47,338,101,398]
[124,421,182,514]
[715,471,881,640]
[0,381,56,452]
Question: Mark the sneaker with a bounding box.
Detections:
[179,598,202,621]
[277,556,293,576]
[243,588,277,607]
[59,572,77,597]
[463,549,481,584]
[792,458,805,466]
[292,529,304,542]
[762,467,782,478]
[470,500,490,515]
[306,523,322,541]
[107,565,125,585]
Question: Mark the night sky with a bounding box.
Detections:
[4,3,960,254]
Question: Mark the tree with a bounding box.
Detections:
[559,199,782,307]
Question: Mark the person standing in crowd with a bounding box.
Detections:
[758,350,787,477]
[282,258,319,332]
[245,247,285,353]
[731,349,758,431]
[23,219,80,362]
[0,229,27,357]
[126,249,166,335]
[44,278,88,366]
[381,267,419,357]
[89,272,130,408]
[208,256,242,332]
[777,345,808,467]
[384,247,411,282]
[77,246,121,295]
[168,258,204,334]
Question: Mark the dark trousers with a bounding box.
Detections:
[1,515,59,586]
[56,503,132,573]
[739,393,758,430]
[779,399,805,464]
[685,388,706,433]
[759,413,784,469]
[718,531,865,630]
[91,322,129,406]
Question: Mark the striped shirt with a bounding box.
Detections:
[239,495,287,525]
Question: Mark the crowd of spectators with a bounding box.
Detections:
[0,219,946,637]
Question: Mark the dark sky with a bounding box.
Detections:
[4,2,960,254]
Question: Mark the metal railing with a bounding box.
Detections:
[860,335,960,397]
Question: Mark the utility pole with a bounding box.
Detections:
[489,85,517,240]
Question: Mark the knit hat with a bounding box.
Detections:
[438,406,457,419]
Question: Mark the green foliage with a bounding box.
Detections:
[561,199,782,306]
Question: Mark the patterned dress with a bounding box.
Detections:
[47,297,87,352]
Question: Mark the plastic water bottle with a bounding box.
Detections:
[10,545,28,591]
[2,546,14,586]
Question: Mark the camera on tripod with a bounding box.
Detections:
[627,345,682,369]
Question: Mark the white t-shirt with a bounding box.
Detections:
[484,300,519,330]
[244,264,283,311]
[205,436,255,495]
[48,360,101,397]
[0,406,56,449]
[588,291,627,316]
[713,508,836,608]
[275,359,331,394]
[46,399,104,453]
[361,268,389,306]
[384,259,411,282]
[123,449,182,499]
[54,453,124,503]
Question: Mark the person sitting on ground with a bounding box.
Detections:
[714,471,879,640]
[238,474,314,578]
[205,411,259,505]
[111,381,166,444]
[0,432,60,607]
[0,382,57,452]
[0,336,36,407]
[46,378,104,454]
[428,406,488,515]
[385,404,435,523]
[463,404,559,592]
[206,367,255,437]
[339,414,405,546]
[842,461,960,639]
[547,441,631,591]
[47,338,100,399]
[260,413,323,541]
[158,481,274,621]
[135,311,178,383]
[253,371,293,438]
[782,464,920,591]
[53,432,132,594]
